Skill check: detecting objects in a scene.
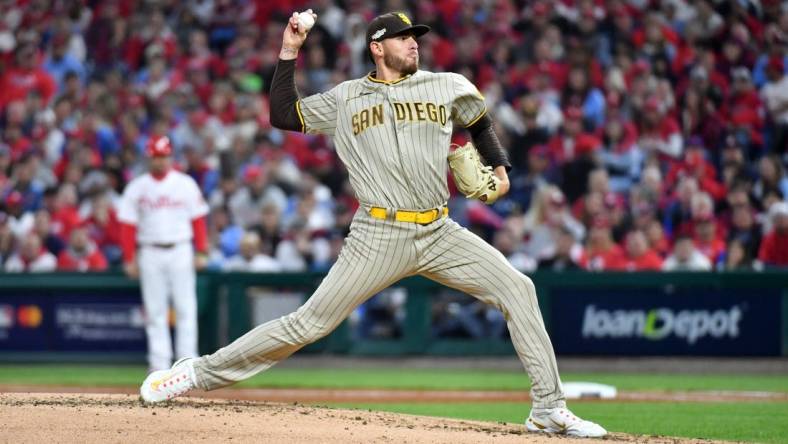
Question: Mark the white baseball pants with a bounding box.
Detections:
[139,242,198,371]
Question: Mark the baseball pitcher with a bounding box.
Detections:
[139,11,606,437]
[119,136,209,372]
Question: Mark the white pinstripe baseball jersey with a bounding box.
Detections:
[297,70,486,210]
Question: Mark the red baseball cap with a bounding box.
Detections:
[5,191,23,207]
[145,136,173,157]
[575,134,601,154]
[243,164,263,182]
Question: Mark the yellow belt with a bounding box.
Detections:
[369,206,448,224]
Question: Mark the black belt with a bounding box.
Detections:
[149,243,176,249]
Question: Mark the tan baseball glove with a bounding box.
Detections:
[448,142,503,204]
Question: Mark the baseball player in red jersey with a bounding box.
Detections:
[118,136,210,372]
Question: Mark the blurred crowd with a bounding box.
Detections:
[1,0,788,275]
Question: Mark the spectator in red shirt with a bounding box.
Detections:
[644,218,671,258]
[0,43,56,110]
[631,12,680,53]
[524,40,568,92]
[724,67,764,151]
[57,226,108,271]
[581,217,625,271]
[548,106,588,165]
[758,202,788,267]
[609,229,664,271]
[637,97,683,158]
[3,121,34,163]
[81,196,122,264]
[665,138,726,201]
[676,189,725,239]
[177,29,227,80]
[49,183,81,241]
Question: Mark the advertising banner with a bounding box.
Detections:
[551,288,782,356]
[0,292,146,352]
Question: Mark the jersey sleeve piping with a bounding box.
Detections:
[463,107,488,128]
[295,100,306,133]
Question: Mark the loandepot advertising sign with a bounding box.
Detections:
[582,305,743,345]
[552,288,781,356]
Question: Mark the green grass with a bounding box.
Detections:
[0,365,786,393]
[1,365,787,442]
[325,401,788,444]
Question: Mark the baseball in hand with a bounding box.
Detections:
[298,10,315,31]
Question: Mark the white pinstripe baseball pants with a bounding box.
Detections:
[193,210,566,410]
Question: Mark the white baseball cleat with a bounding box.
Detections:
[140,358,196,403]
[526,407,607,438]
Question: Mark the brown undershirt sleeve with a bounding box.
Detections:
[269,59,303,132]
[468,113,512,171]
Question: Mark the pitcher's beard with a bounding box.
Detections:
[384,52,418,75]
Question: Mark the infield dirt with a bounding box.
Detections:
[1,393,728,444]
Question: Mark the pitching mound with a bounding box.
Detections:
[1,393,715,444]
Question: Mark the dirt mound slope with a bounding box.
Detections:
[0,393,726,444]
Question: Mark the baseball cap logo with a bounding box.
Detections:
[155,137,169,150]
[372,28,386,40]
[396,13,412,25]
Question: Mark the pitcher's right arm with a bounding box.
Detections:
[269,11,314,131]
[270,11,339,137]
